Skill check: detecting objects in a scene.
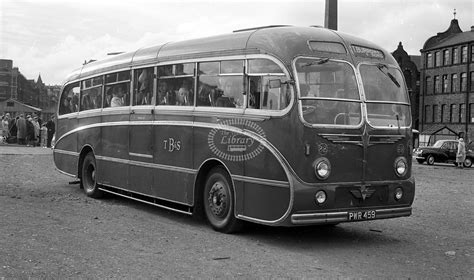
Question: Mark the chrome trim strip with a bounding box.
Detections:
[96,155,196,174]
[290,206,412,225]
[232,175,289,188]
[129,152,153,159]
[54,149,80,157]
[99,187,192,216]
[55,167,76,178]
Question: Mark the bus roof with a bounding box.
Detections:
[64,26,396,84]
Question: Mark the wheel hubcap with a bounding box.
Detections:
[208,182,228,218]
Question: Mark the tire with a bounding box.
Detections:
[416,159,424,164]
[426,155,435,165]
[463,158,473,168]
[203,167,243,233]
[81,152,103,198]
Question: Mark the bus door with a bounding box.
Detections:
[99,73,131,190]
[152,65,195,205]
[128,106,154,195]
[127,68,155,196]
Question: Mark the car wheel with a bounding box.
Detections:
[81,152,103,198]
[203,166,243,233]
[416,159,424,164]
[463,158,472,168]
[426,155,435,165]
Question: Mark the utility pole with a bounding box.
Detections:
[324,0,338,30]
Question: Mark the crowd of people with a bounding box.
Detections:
[0,112,55,148]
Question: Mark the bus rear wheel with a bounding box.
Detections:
[203,167,242,233]
[81,152,103,198]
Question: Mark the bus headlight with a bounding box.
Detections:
[394,187,403,201]
[394,157,408,177]
[315,190,327,205]
[313,157,331,180]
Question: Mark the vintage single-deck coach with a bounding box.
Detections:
[54,26,415,233]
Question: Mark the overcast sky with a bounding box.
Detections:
[0,0,472,85]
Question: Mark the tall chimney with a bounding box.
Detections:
[325,0,338,30]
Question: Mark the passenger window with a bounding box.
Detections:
[196,61,244,108]
[133,67,154,105]
[59,82,80,115]
[248,76,290,110]
[104,71,131,108]
[198,76,243,108]
[248,59,283,74]
[80,76,102,111]
[157,64,195,106]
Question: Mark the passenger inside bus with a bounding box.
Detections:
[111,86,125,107]
[216,79,243,108]
[177,80,191,106]
[136,69,153,105]
[157,80,174,105]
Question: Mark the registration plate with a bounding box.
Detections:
[348,210,376,221]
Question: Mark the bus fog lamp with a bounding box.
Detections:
[394,187,403,201]
[315,190,327,204]
[394,157,407,177]
[313,158,331,180]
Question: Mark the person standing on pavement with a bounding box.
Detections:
[45,115,55,148]
[456,138,466,169]
[16,114,27,145]
[26,115,35,146]
[32,116,40,146]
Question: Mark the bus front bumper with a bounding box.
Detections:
[290,206,412,225]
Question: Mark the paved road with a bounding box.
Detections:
[0,146,473,279]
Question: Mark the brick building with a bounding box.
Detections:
[419,17,474,146]
[0,59,59,120]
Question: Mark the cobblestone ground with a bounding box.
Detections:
[0,145,473,279]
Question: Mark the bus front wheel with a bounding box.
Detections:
[81,152,103,198]
[203,167,242,233]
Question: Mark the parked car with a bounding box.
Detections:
[414,139,473,167]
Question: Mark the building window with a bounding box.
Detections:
[460,72,467,92]
[452,47,459,64]
[472,46,474,62]
[434,75,441,94]
[451,73,459,92]
[435,51,441,67]
[459,104,465,123]
[425,76,432,95]
[441,104,447,123]
[470,103,474,123]
[461,46,467,63]
[427,53,433,68]
[450,104,456,123]
[433,104,438,123]
[443,49,450,66]
[471,72,474,91]
[442,75,449,93]
[425,105,431,123]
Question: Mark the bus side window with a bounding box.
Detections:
[248,77,261,109]
[133,67,154,106]
[59,83,80,115]
[248,76,289,110]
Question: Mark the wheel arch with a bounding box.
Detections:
[193,158,233,217]
[78,145,95,180]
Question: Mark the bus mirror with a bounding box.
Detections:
[268,79,281,89]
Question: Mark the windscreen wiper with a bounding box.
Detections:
[377,63,400,88]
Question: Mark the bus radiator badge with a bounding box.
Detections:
[350,185,375,201]
[208,119,266,162]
